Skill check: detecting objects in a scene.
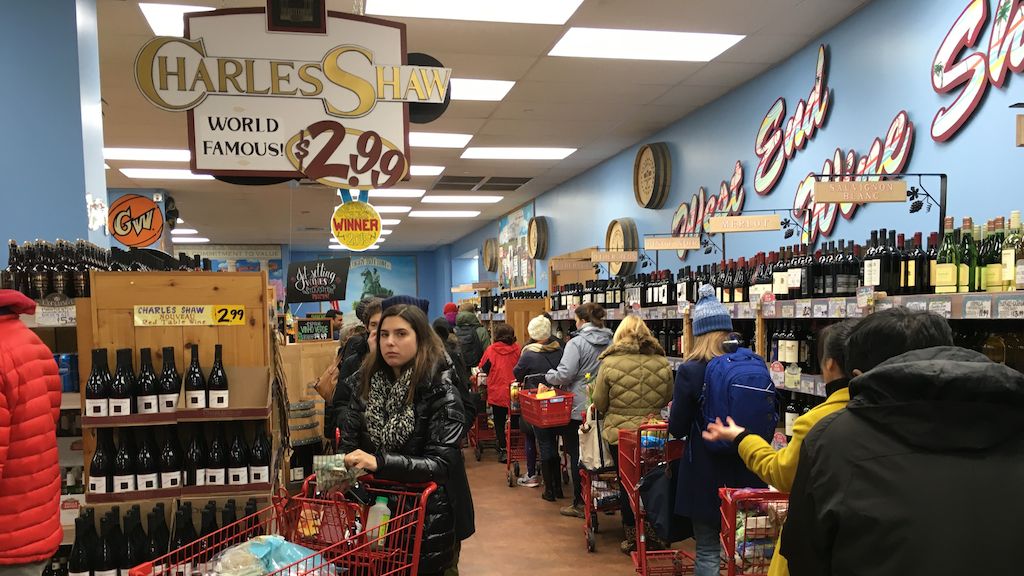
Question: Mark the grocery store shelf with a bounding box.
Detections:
[761,292,1024,321]
[20,313,76,329]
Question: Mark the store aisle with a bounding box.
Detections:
[458,451,636,575]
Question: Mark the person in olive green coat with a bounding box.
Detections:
[591,314,673,553]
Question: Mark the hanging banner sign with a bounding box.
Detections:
[590,250,639,263]
[330,190,381,251]
[706,214,781,233]
[551,259,595,271]
[286,258,350,303]
[134,9,450,187]
[643,236,701,251]
[133,304,245,327]
[107,194,164,248]
[813,180,907,203]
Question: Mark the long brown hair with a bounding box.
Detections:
[360,304,445,404]
[575,302,606,328]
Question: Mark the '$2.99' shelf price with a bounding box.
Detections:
[286,120,408,189]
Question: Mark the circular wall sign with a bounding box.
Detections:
[482,238,499,272]
[107,194,164,248]
[633,142,672,209]
[330,201,381,251]
[527,216,549,260]
[605,218,639,277]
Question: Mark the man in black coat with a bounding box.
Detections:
[781,308,1024,576]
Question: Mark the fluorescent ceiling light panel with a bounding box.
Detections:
[139,3,215,37]
[104,148,191,162]
[171,236,210,244]
[380,229,394,235]
[329,244,345,250]
[550,28,744,61]
[372,205,412,214]
[170,228,198,235]
[364,0,583,25]
[409,132,473,148]
[368,244,380,250]
[409,165,445,176]
[409,211,481,218]
[375,237,386,243]
[461,147,575,160]
[422,195,503,204]
[176,218,184,224]
[120,168,214,180]
[368,189,425,199]
[381,219,402,226]
[450,78,515,101]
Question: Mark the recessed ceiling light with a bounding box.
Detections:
[170,228,198,235]
[176,218,184,224]
[372,205,412,214]
[380,229,394,235]
[461,147,576,160]
[171,236,211,244]
[381,219,402,226]
[367,244,380,250]
[120,168,214,180]
[368,189,425,199]
[376,237,386,243]
[409,132,473,148]
[450,78,515,101]
[409,165,445,176]
[409,211,481,218]
[422,195,503,204]
[138,3,215,37]
[365,0,583,25]
[328,244,345,250]
[549,28,744,62]
[104,148,191,162]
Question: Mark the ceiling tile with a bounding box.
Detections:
[522,57,704,86]
[648,84,732,109]
[491,99,641,122]
[426,52,538,80]
[568,0,804,34]
[504,80,672,106]
[717,33,815,64]
[683,61,773,86]
[399,19,565,56]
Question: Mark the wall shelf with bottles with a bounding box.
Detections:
[761,292,1024,321]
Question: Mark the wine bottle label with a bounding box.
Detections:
[190,468,206,487]
[86,398,108,417]
[229,466,250,485]
[250,466,270,484]
[930,259,938,288]
[114,474,136,493]
[94,570,119,576]
[88,475,108,494]
[799,341,809,363]
[785,341,799,364]
[290,466,305,482]
[722,289,731,303]
[1003,249,1016,282]
[785,412,798,437]
[160,471,181,488]
[934,263,958,293]
[137,473,158,491]
[985,264,1004,292]
[137,395,159,414]
[787,269,801,289]
[1017,260,1024,287]
[186,391,207,409]
[735,288,745,302]
[957,264,971,293]
[772,273,788,295]
[69,571,90,576]
[109,398,132,416]
[159,394,178,412]
[209,390,229,408]
[864,260,880,287]
[906,261,917,288]
[207,468,226,485]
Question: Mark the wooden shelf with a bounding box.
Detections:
[180,482,273,498]
[83,413,178,428]
[86,486,182,504]
[178,406,273,422]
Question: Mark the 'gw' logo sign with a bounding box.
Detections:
[107,194,165,248]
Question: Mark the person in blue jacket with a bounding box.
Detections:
[669,284,766,576]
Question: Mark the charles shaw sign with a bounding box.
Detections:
[134,8,450,189]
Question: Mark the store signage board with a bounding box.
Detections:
[134,9,450,188]
[706,214,781,234]
[813,180,907,203]
[107,194,164,248]
[296,318,332,342]
[590,250,639,263]
[643,236,700,251]
[286,258,350,303]
[551,259,594,271]
[963,296,992,320]
[133,304,245,327]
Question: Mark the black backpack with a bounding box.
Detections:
[455,325,484,367]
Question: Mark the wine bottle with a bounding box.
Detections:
[206,429,227,486]
[94,515,118,576]
[129,505,149,563]
[136,348,159,414]
[986,217,1006,293]
[113,431,136,493]
[68,516,92,576]
[935,217,959,294]
[151,504,170,559]
[159,426,182,489]
[222,502,238,540]
[1004,210,1021,290]
[109,348,135,416]
[228,427,250,486]
[169,508,196,575]
[184,344,207,409]
[184,427,206,487]
[88,428,114,494]
[85,349,111,417]
[249,426,272,485]
[197,506,219,566]
[135,428,159,491]
[120,508,142,572]
[959,217,979,293]
[784,398,799,438]
[158,347,181,413]
[146,511,167,565]
[207,344,229,409]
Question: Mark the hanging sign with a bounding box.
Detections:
[551,259,594,271]
[330,190,381,251]
[813,180,907,203]
[107,194,164,248]
[134,9,450,187]
[643,236,700,251]
[133,304,245,326]
[296,318,332,342]
[590,250,639,263]
[286,258,350,303]
[706,214,781,233]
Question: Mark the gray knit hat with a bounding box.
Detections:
[692,283,733,336]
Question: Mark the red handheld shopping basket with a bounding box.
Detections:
[520,389,574,428]
[719,488,790,576]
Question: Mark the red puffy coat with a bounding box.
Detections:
[0,290,61,565]
[478,341,521,408]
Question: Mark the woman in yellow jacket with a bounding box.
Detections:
[701,319,858,576]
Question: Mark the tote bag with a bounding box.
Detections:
[579,404,615,471]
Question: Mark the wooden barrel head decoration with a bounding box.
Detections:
[633,142,672,209]
[482,238,499,272]
[605,218,638,277]
[527,216,549,260]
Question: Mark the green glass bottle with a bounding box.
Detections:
[935,217,959,294]
[958,217,979,293]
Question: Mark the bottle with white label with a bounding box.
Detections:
[94,515,119,576]
[108,348,135,417]
[113,431,136,493]
[207,344,229,409]
[227,427,250,486]
[184,427,206,487]
[68,516,92,576]
[158,346,181,413]
[366,496,392,551]
[289,447,305,483]
[784,399,799,438]
[206,430,227,486]
[159,426,182,490]
[88,429,114,494]
[135,429,159,491]
[184,344,207,410]
[249,426,271,484]
[136,348,160,414]
[85,348,111,418]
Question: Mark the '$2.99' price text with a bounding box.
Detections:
[286,120,408,189]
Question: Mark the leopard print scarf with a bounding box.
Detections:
[366,368,416,453]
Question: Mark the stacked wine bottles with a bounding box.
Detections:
[0,239,108,300]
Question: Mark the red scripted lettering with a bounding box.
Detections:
[673,161,745,260]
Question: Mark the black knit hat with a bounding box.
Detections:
[382,295,430,316]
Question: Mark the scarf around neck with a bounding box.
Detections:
[366,368,417,453]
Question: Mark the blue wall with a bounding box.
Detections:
[446,0,1024,292]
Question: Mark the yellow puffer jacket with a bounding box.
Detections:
[591,337,673,445]
[736,383,850,576]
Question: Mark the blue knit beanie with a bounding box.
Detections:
[382,294,430,316]
[692,284,733,336]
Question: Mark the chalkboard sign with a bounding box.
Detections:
[296,318,332,342]
[287,258,350,303]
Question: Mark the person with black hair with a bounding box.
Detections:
[324,309,343,340]
[477,324,522,463]
[433,317,477,429]
[781,308,1024,576]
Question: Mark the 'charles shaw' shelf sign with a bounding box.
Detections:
[134,8,451,190]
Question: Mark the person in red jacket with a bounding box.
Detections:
[0,290,62,575]
[477,324,521,463]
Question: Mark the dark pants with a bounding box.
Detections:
[535,426,558,460]
[555,419,583,505]
[521,420,538,476]
[610,449,636,526]
[492,405,510,452]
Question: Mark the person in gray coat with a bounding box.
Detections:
[545,302,613,517]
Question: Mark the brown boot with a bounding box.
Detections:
[643,520,670,551]
[620,525,637,555]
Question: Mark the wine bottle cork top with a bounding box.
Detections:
[944,216,955,229]
[962,216,973,228]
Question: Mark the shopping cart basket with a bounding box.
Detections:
[580,466,620,552]
[719,488,790,576]
[129,475,436,576]
[505,404,527,487]
[469,373,496,461]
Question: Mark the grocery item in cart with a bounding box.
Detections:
[313,453,367,493]
[210,535,337,576]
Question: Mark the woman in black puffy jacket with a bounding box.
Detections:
[341,304,475,576]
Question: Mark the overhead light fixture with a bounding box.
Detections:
[409,210,481,218]
[120,168,214,180]
[170,228,198,235]
[373,205,412,214]
[368,189,425,199]
[138,3,215,37]
[381,219,402,226]
[450,78,515,101]
[368,244,380,250]
[410,165,445,176]
[549,28,744,62]
[104,148,191,162]
[328,244,345,250]
[364,0,583,25]
[462,147,576,160]
[171,236,210,244]
[376,237,386,243]
[380,229,394,235]
[176,218,184,224]
[422,195,503,204]
[409,132,473,148]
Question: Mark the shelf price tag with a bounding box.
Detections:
[876,300,895,312]
[846,302,864,318]
[735,302,752,319]
[997,296,1024,319]
[796,299,813,318]
[828,298,846,318]
[928,298,952,319]
[780,303,796,318]
[134,304,246,327]
[762,302,777,318]
[904,299,928,312]
[812,302,828,318]
[856,286,875,309]
[963,297,992,320]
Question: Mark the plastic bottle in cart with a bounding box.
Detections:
[510,381,520,412]
[366,496,392,550]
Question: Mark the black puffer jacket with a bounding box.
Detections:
[782,346,1024,576]
[331,336,369,439]
[339,362,475,575]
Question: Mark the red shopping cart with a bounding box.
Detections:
[580,467,620,552]
[505,404,526,487]
[129,476,436,576]
[619,424,691,576]
[719,488,790,576]
[469,373,496,461]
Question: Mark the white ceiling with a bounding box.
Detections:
[98,0,871,252]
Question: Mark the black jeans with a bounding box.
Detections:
[610,449,636,526]
[492,405,512,452]
[555,419,583,505]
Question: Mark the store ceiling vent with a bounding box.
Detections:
[294,226,326,232]
[432,175,531,192]
[434,176,484,190]
[478,177,532,191]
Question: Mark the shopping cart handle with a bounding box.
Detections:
[128,561,153,576]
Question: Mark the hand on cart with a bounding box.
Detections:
[343,449,380,472]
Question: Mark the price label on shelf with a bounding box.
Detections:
[876,300,895,312]
[666,307,678,319]
[134,304,246,327]
[735,302,752,319]
[812,302,828,318]
[677,301,690,316]
[963,297,992,320]
[780,303,796,318]
[762,302,777,318]
[796,299,813,318]
[856,286,875,309]
[904,299,928,312]
[997,296,1024,319]
[35,304,77,327]
[847,302,864,318]
[928,298,952,319]
[828,298,847,318]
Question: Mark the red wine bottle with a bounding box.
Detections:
[184,427,206,487]
[88,428,114,494]
[206,429,226,486]
[184,344,207,409]
[113,431,136,493]
[228,427,250,486]
[120,508,142,572]
[159,426,182,489]
[249,426,271,484]
[85,348,111,417]
[68,516,92,576]
[136,348,159,414]
[94,515,118,576]
[135,428,159,491]
[207,344,229,408]
[158,347,181,413]
[109,348,135,416]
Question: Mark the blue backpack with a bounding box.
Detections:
[700,348,778,453]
